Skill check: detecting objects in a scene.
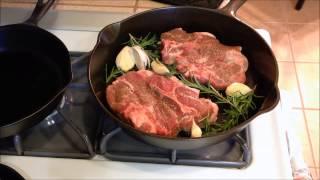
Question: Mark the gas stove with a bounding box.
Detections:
[0,52,251,168]
[0,8,292,179]
[0,29,292,179]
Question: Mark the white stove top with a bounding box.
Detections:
[0,8,292,179]
[0,99,292,179]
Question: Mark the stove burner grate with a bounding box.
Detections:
[99,118,252,168]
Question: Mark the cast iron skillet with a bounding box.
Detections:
[0,164,24,180]
[89,0,280,150]
[0,0,71,138]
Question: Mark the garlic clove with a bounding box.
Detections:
[115,46,135,72]
[225,82,252,97]
[132,45,150,70]
[151,60,170,75]
[191,120,202,138]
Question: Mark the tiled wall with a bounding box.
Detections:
[0,0,168,13]
[237,0,319,178]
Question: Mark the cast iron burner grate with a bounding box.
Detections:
[99,116,252,168]
[0,52,101,159]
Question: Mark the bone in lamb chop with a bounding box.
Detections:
[106,70,218,137]
[161,28,248,90]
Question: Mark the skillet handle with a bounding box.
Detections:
[24,0,55,25]
[219,0,246,17]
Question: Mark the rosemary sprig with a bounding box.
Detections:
[128,33,158,48]
[179,75,234,107]
[179,75,258,133]
[166,64,180,76]
[105,65,123,83]
[127,33,161,60]
[201,115,216,135]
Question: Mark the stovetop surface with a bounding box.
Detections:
[0,52,252,168]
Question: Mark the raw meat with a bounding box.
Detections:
[107,70,218,137]
[161,28,248,89]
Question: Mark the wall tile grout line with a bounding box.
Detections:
[250,21,319,25]
[286,22,319,25]
[0,1,171,10]
[133,0,139,13]
[308,166,320,168]
[277,60,295,63]
[294,61,320,64]
[1,2,138,9]
[287,22,318,171]
[292,107,320,110]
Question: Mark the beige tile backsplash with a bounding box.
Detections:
[295,63,320,109]
[288,23,320,62]
[278,62,302,107]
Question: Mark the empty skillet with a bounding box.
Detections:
[89,0,280,150]
[0,164,24,180]
[0,0,71,138]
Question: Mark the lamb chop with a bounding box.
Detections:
[161,28,248,90]
[107,70,218,137]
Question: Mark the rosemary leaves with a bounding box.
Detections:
[179,75,258,134]
[105,65,123,83]
[127,33,161,61]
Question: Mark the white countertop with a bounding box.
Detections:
[0,8,292,179]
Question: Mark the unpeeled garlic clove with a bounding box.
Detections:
[132,45,150,70]
[225,82,252,97]
[115,46,135,72]
[191,120,202,138]
[151,60,170,75]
